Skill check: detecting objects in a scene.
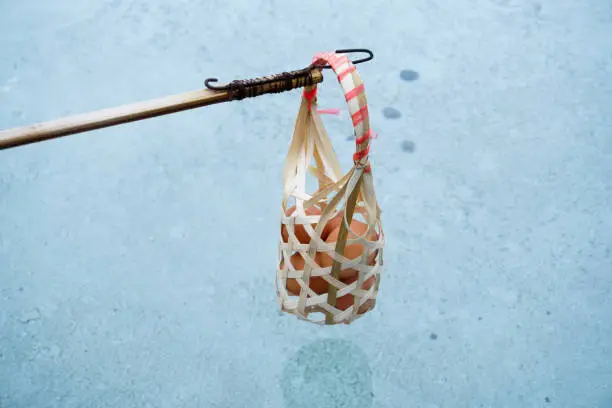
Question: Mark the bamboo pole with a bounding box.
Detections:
[0,68,323,150]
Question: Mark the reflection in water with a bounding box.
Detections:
[281,338,374,408]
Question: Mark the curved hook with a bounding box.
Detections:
[323,48,374,69]
[204,78,231,91]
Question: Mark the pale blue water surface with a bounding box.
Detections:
[1,1,611,407]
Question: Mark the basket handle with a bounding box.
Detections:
[306,51,374,173]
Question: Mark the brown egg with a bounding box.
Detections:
[321,210,342,240]
[333,273,377,313]
[281,205,322,244]
[282,252,329,295]
[284,259,376,315]
[319,220,379,280]
[325,222,378,315]
[321,207,372,240]
[281,216,379,318]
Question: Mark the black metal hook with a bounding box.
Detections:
[204,48,374,91]
[320,48,374,69]
[204,78,226,91]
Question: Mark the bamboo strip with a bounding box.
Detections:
[325,173,363,325]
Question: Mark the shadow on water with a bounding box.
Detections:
[280,338,374,408]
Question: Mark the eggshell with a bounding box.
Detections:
[333,273,377,313]
[282,252,376,309]
[321,207,370,240]
[282,252,328,295]
[319,220,379,280]
[280,216,379,318]
[281,206,322,244]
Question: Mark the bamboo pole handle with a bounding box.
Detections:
[0,89,230,150]
[0,68,323,150]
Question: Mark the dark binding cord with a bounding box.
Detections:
[203,48,374,98]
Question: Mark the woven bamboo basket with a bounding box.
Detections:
[276,51,385,325]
